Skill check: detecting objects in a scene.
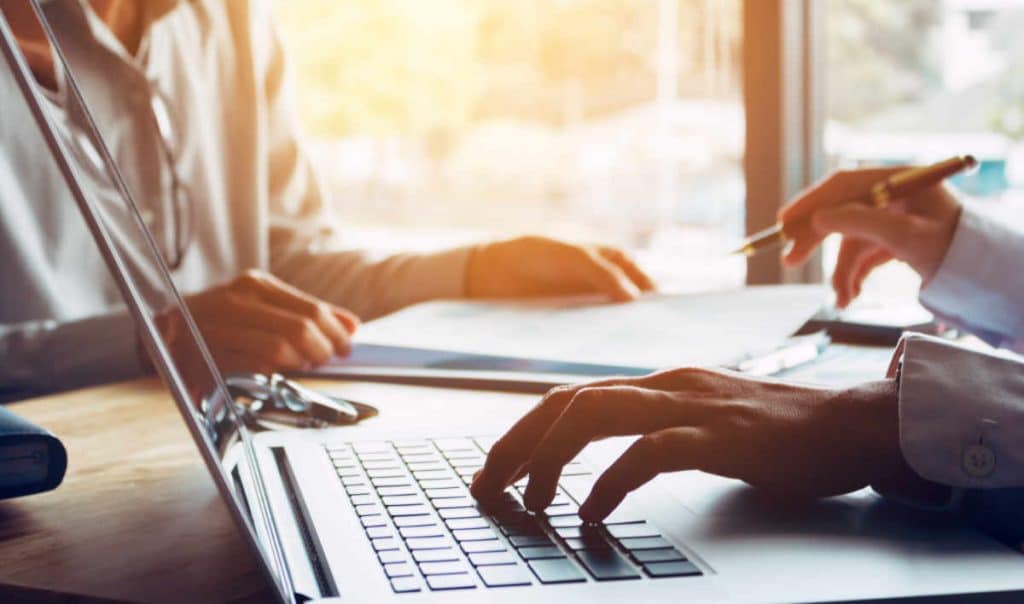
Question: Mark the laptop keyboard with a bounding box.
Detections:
[327,437,702,593]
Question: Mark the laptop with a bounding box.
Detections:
[4,7,1024,602]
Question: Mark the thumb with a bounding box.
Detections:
[812,206,916,253]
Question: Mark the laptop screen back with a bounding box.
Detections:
[0,5,290,601]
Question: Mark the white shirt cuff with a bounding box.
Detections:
[890,333,1024,489]
[919,207,1024,348]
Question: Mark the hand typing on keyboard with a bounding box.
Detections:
[331,437,700,592]
[470,367,928,522]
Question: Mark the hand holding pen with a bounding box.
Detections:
[735,156,974,308]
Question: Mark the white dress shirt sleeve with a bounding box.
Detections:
[255,10,470,320]
[889,333,1024,489]
[919,206,1024,352]
[0,311,147,403]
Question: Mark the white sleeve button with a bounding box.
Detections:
[962,444,996,478]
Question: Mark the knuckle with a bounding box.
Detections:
[235,269,263,287]
[291,318,318,342]
[270,339,293,363]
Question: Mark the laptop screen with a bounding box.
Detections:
[0,5,290,602]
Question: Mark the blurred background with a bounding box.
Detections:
[272,0,1024,297]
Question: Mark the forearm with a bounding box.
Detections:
[271,245,472,320]
[0,311,147,403]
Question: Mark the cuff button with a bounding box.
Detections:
[962,444,996,478]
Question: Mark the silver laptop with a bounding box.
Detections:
[4,6,1024,602]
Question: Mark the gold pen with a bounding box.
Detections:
[732,154,979,257]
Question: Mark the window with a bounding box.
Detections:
[273,1,745,291]
[825,0,1024,300]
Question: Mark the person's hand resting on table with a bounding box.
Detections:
[780,167,962,308]
[466,236,655,302]
[159,270,361,375]
[470,369,943,521]
[159,238,653,375]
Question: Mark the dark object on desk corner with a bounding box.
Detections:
[225,373,378,431]
[797,304,943,346]
[0,405,67,501]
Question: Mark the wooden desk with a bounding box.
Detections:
[0,378,274,604]
[0,377,534,603]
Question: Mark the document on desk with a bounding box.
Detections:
[311,285,825,382]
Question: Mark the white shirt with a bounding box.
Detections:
[0,0,470,401]
[890,206,1024,490]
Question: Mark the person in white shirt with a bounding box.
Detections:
[471,166,1024,533]
[0,0,654,402]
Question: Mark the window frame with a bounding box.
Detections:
[742,0,826,284]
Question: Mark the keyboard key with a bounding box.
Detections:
[548,515,584,528]
[472,436,497,452]
[334,467,361,478]
[356,451,397,461]
[619,537,673,550]
[349,494,375,506]
[509,535,553,547]
[400,525,445,539]
[418,478,460,489]
[381,495,424,506]
[406,461,447,471]
[643,560,702,577]
[414,470,452,480]
[365,526,392,539]
[576,549,641,581]
[353,442,392,454]
[630,548,686,563]
[389,576,422,593]
[387,504,431,517]
[344,485,371,497]
[372,537,399,551]
[606,522,661,539]
[603,507,646,525]
[393,515,437,528]
[446,517,489,530]
[450,458,485,468]
[355,504,382,517]
[341,476,366,487]
[360,515,386,528]
[425,573,476,591]
[563,537,611,551]
[362,461,402,471]
[544,504,580,517]
[562,462,591,477]
[372,477,412,488]
[452,528,497,542]
[528,558,586,584]
[426,487,464,499]
[367,469,406,479]
[406,536,453,550]
[419,561,469,575]
[384,562,413,578]
[461,540,506,554]
[413,548,460,563]
[517,546,565,560]
[477,564,533,587]
[469,551,516,566]
[433,438,476,452]
[391,439,430,449]
[378,550,406,564]
[377,486,417,497]
[433,497,475,509]
[555,526,585,539]
[438,507,480,520]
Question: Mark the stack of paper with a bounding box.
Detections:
[313,286,825,379]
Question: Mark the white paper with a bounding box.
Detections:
[350,285,825,370]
